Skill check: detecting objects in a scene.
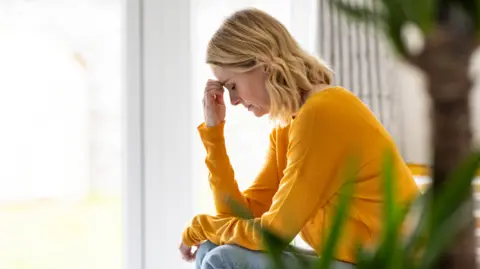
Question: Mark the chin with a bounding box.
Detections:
[252,109,268,118]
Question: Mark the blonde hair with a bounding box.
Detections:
[207,8,333,125]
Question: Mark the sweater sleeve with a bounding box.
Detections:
[198,122,279,218]
[183,95,356,248]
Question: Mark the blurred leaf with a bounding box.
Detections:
[401,0,435,33]
[404,151,480,268]
[226,146,480,269]
[382,150,396,245]
[476,0,480,34]
[355,243,375,268]
[371,150,396,267]
[385,23,408,57]
[378,0,409,57]
[432,151,480,224]
[418,201,472,269]
[331,0,410,57]
[403,188,432,265]
[228,196,289,268]
[227,196,254,220]
[258,228,290,269]
[328,0,384,25]
[283,245,316,269]
[457,0,480,35]
[370,151,412,268]
[313,159,356,269]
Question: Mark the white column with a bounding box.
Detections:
[124,0,194,268]
[142,0,193,268]
[123,0,144,268]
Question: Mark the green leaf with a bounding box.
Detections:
[371,150,412,269]
[382,150,396,241]
[372,150,396,267]
[476,0,480,35]
[355,243,376,268]
[404,151,480,268]
[383,2,409,56]
[313,158,357,269]
[386,24,409,57]
[328,0,385,25]
[283,245,316,268]
[402,188,432,265]
[227,196,254,220]
[401,0,436,33]
[258,228,290,269]
[457,0,480,35]
[227,197,290,268]
[418,201,472,269]
[432,151,480,224]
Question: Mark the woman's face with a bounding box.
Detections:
[212,65,270,117]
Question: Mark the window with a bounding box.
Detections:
[0,1,123,268]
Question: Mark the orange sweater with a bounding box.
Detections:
[182,87,419,263]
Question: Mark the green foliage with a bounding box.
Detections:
[453,0,480,35]
[229,150,480,268]
[328,0,437,56]
[313,159,356,269]
[326,0,384,25]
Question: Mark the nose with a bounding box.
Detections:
[229,91,242,106]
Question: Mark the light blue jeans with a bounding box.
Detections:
[195,241,356,269]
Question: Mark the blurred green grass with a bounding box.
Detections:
[0,196,122,269]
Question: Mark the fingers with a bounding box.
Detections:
[205,80,223,94]
[179,243,196,263]
[204,79,225,106]
[187,246,198,262]
[206,90,225,105]
[205,79,222,90]
[183,250,196,262]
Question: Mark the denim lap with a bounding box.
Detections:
[195,241,356,269]
[196,241,316,269]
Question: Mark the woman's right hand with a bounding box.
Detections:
[179,242,197,262]
[203,79,226,127]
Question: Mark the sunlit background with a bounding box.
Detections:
[0,0,122,268]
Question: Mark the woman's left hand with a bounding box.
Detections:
[179,242,197,262]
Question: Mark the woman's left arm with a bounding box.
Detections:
[182,99,357,249]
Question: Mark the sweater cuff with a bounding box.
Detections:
[182,217,206,246]
[197,121,226,143]
[181,227,198,247]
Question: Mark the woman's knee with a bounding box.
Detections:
[195,241,218,269]
[201,244,261,269]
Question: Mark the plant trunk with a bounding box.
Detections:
[414,25,476,268]
[430,82,475,269]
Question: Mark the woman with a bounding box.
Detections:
[179,8,419,269]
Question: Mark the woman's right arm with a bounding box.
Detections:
[201,79,279,217]
[198,122,279,218]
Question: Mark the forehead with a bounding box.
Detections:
[211,66,238,84]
